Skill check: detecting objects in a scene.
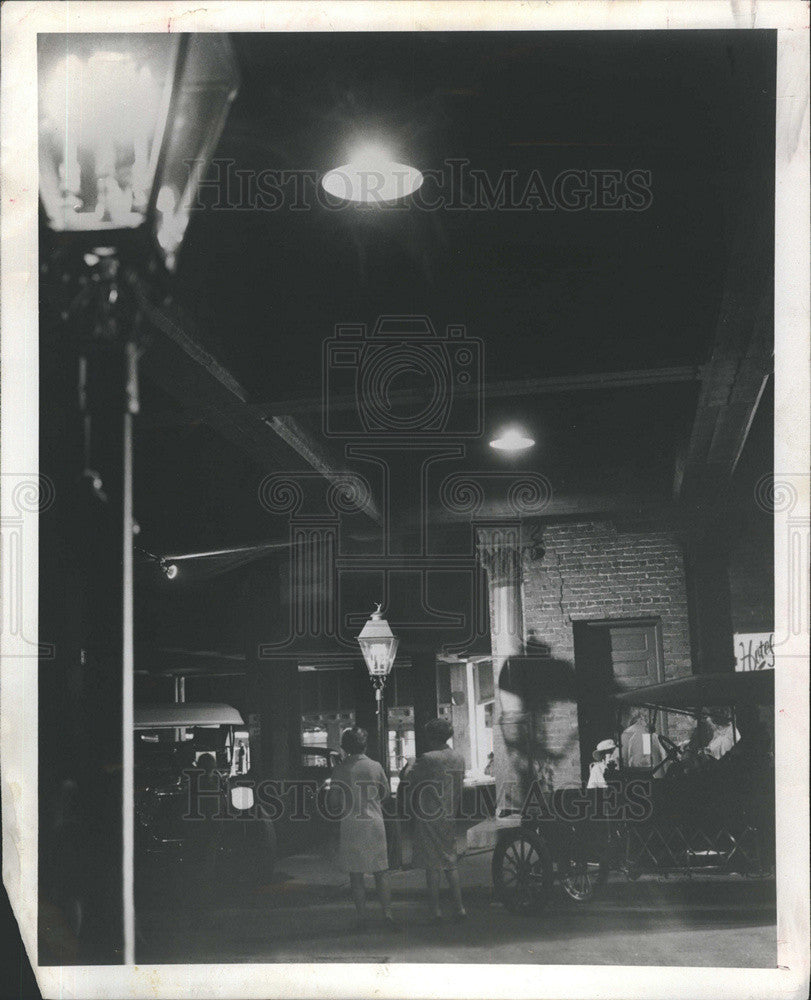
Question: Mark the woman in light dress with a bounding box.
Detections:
[328,726,395,929]
[402,717,467,922]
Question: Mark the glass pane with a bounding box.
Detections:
[301,725,328,748]
[38,34,178,231]
[476,661,494,703]
[155,34,239,268]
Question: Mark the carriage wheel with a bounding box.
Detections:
[559,854,608,902]
[492,830,554,915]
[558,825,609,902]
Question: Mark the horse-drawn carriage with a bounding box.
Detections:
[492,670,775,913]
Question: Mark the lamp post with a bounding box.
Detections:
[356,605,399,775]
[37,33,239,966]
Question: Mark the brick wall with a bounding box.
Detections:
[518,518,692,787]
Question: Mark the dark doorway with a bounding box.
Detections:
[573,618,665,781]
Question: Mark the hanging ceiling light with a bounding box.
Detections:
[489,427,535,452]
[321,143,423,204]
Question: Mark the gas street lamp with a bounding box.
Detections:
[357,604,399,774]
[38,32,239,967]
[38,33,239,269]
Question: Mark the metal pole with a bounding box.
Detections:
[122,339,139,965]
[173,675,185,742]
[376,683,388,777]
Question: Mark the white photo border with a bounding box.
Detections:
[1,2,808,998]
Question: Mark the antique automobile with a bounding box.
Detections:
[134,703,276,879]
[492,669,775,913]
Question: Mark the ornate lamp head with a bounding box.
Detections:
[357,605,399,686]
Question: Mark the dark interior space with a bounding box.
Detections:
[35,27,777,967]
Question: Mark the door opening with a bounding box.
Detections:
[573,618,665,782]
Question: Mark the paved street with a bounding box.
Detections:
[135,846,776,967]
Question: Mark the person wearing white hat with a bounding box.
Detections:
[587,738,619,789]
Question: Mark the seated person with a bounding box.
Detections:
[705,710,741,759]
[621,713,666,775]
[672,711,733,779]
[677,741,717,778]
[587,739,619,789]
[685,713,715,754]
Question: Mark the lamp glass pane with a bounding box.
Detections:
[38,34,178,232]
[359,636,398,677]
[153,34,240,269]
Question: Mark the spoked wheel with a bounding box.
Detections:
[559,855,608,902]
[558,827,609,903]
[492,830,554,914]
[558,825,610,902]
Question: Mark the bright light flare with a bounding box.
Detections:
[38,42,171,230]
[489,428,535,452]
[321,143,423,204]
[162,562,179,580]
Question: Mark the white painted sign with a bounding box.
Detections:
[734,632,775,672]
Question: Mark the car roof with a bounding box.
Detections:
[135,703,245,729]
[612,669,774,710]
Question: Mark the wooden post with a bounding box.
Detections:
[476,525,527,815]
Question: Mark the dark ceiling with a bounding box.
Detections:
[129,29,774,559]
[173,30,774,393]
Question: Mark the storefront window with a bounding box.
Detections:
[471,662,495,779]
[301,725,329,748]
[387,706,415,787]
[299,666,356,750]
[475,661,494,703]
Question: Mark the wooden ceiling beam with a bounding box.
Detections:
[675,197,773,506]
[132,277,383,524]
[257,364,704,417]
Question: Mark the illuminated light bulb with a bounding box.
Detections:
[321,144,424,204]
[489,428,535,452]
[161,561,179,580]
[39,47,163,231]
